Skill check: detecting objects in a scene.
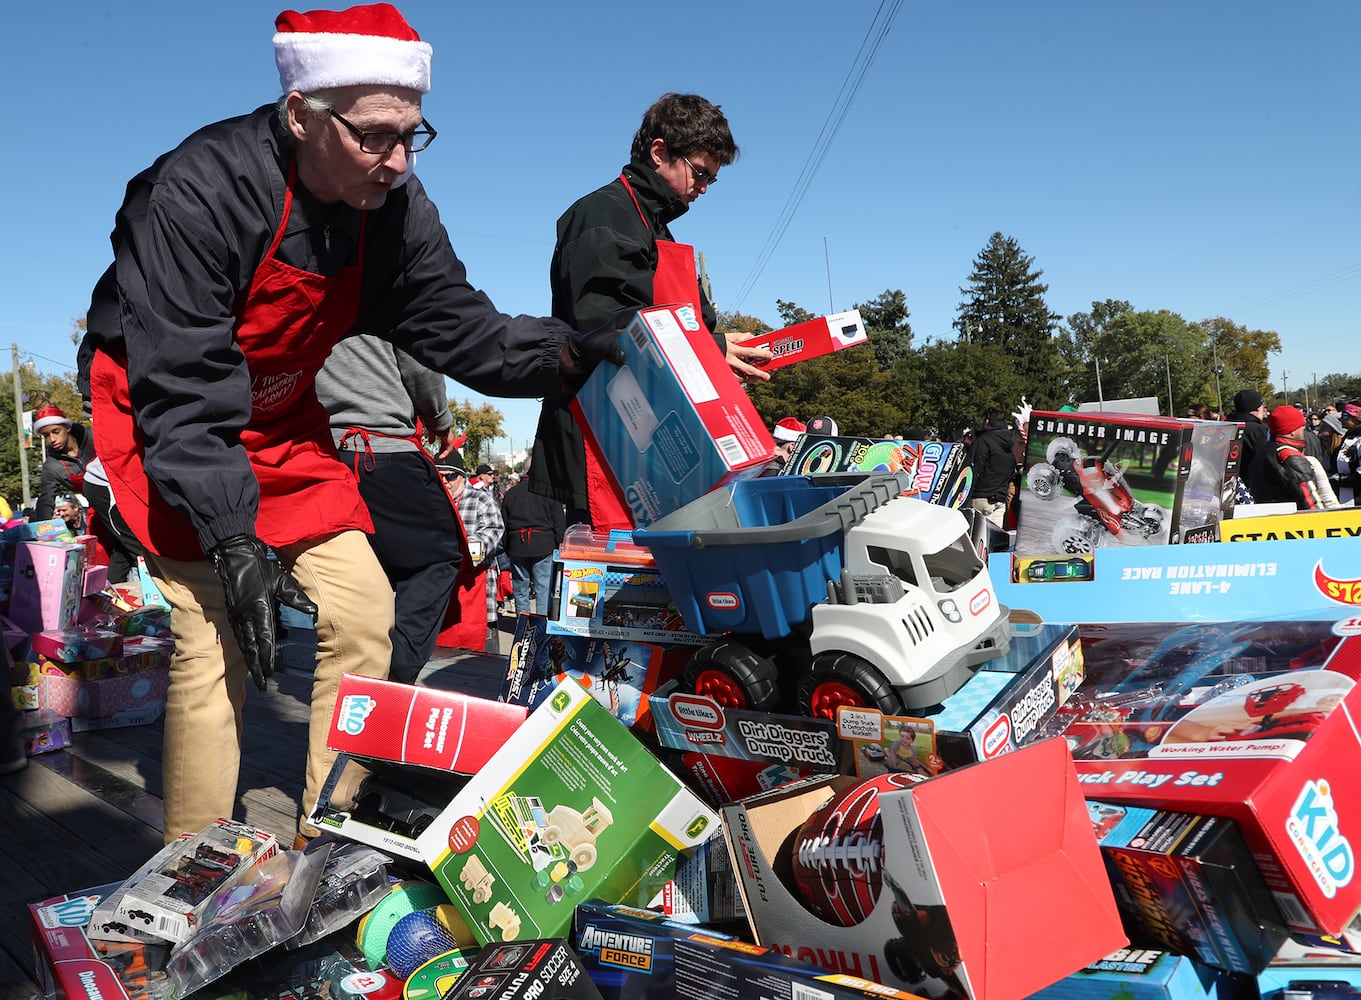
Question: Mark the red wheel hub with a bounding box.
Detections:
[807,681,865,720]
[693,669,748,710]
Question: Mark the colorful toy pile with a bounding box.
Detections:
[22,316,1361,1000]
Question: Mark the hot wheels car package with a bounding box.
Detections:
[287,842,393,948]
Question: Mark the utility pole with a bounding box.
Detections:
[1211,343,1224,416]
[823,236,834,315]
[1282,371,1289,401]
[1165,355,1174,417]
[1095,356,1105,410]
[11,344,31,506]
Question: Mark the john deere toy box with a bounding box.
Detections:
[574,304,774,528]
[415,679,719,944]
[504,614,683,730]
[722,739,1126,1000]
[1062,621,1361,935]
[571,902,932,1000]
[1018,411,1195,560]
[778,437,972,509]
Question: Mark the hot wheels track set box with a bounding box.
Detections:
[1018,411,1194,559]
[1027,947,1224,1000]
[416,680,719,944]
[778,437,972,509]
[574,304,774,529]
[547,555,713,647]
[571,902,932,1000]
[1061,620,1361,934]
[722,738,1126,1000]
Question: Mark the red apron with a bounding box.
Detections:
[568,173,710,531]
[337,426,488,652]
[91,163,373,561]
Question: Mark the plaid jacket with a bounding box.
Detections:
[457,484,504,622]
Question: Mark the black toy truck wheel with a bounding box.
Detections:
[798,652,904,720]
[683,638,781,711]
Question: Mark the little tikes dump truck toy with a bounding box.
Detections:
[633,474,1010,716]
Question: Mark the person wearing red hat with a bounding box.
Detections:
[759,416,806,476]
[1242,405,1341,510]
[31,405,96,522]
[77,3,620,847]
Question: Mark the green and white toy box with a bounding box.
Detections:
[415,680,719,944]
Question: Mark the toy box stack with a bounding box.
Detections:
[1017,411,1242,560]
[777,435,973,509]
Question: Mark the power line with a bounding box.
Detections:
[1225,261,1361,316]
[729,0,905,311]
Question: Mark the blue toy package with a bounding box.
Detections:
[1026,947,1226,1000]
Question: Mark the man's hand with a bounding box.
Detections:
[724,331,773,384]
[211,535,317,692]
[427,427,460,459]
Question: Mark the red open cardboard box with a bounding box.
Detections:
[723,738,1125,1000]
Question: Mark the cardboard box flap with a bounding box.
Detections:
[895,739,1126,1000]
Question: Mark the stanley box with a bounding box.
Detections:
[416,680,719,944]
[722,738,1125,1000]
[574,304,774,528]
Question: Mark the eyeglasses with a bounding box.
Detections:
[680,154,718,187]
[331,110,437,154]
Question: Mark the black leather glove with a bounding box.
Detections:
[561,309,633,384]
[211,535,318,692]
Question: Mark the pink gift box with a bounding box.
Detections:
[38,666,169,719]
[31,627,124,663]
[9,541,85,634]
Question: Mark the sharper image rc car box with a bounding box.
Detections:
[574,303,775,529]
[1062,621,1361,936]
[416,679,720,945]
[1018,411,1196,559]
[722,738,1126,1000]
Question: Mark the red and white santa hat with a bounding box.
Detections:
[274,3,432,96]
[32,405,72,433]
[773,417,806,443]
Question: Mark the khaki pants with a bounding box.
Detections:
[971,497,1008,529]
[148,529,394,843]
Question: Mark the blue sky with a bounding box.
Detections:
[2,1,1357,451]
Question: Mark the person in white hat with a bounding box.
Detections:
[77,3,621,848]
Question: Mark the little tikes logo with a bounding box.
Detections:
[706,592,740,610]
[1315,561,1361,607]
[669,695,725,729]
[335,694,376,736]
[969,589,992,616]
[1287,778,1354,897]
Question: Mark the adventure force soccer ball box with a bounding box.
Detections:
[415,679,719,944]
[574,304,774,528]
[722,738,1125,1000]
[1065,623,1361,935]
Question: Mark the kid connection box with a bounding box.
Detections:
[416,679,720,944]
[575,304,774,528]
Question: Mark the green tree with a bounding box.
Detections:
[448,399,505,469]
[775,300,817,327]
[954,233,1063,405]
[1060,300,1135,404]
[1082,310,1206,412]
[1199,316,1281,412]
[0,363,83,509]
[747,339,906,436]
[853,288,913,369]
[713,310,773,336]
[893,341,1026,440]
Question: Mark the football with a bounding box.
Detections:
[790,773,924,926]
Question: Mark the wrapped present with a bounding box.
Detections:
[32,627,124,663]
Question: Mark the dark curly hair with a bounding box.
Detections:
[631,93,738,166]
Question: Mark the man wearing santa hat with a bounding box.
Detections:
[759,417,806,477]
[77,3,619,846]
[31,405,96,522]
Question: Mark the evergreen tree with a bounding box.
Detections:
[853,289,913,370]
[954,232,1063,405]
